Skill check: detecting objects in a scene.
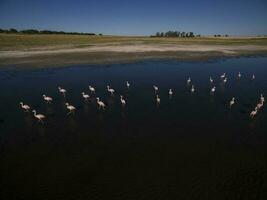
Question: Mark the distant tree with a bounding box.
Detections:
[0,28,98,36]
[156,32,160,37]
[0,29,9,33]
[165,31,170,37]
[40,30,53,34]
[99,33,103,36]
[160,32,164,37]
[189,32,194,37]
[181,32,186,37]
[9,28,18,33]
[20,29,39,34]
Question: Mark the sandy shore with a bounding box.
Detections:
[1,44,267,68]
[1,44,267,58]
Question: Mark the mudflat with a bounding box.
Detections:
[1,34,267,68]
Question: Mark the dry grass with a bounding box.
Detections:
[1,33,267,50]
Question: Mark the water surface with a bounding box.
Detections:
[1,57,267,199]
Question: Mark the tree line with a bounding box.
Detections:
[151,31,200,38]
[214,34,229,37]
[0,28,101,36]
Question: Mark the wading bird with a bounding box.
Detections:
[96,97,105,110]
[169,89,173,96]
[220,73,226,79]
[187,77,191,84]
[260,94,265,103]
[211,86,216,94]
[89,85,95,94]
[32,110,45,123]
[223,78,227,83]
[191,85,195,93]
[42,95,53,103]
[126,81,130,89]
[20,102,31,112]
[230,97,235,108]
[153,85,159,93]
[238,72,241,79]
[210,77,213,83]
[81,92,90,101]
[256,102,263,110]
[250,107,258,118]
[65,103,76,115]
[156,95,160,104]
[120,95,126,106]
[252,74,255,80]
[107,85,115,95]
[58,86,66,97]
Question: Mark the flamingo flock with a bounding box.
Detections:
[20,73,265,124]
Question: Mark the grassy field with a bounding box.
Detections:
[0,33,267,68]
[1,33,267,50]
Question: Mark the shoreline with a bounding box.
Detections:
[1,44,267,68]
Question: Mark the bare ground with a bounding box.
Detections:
[1,44,267,68]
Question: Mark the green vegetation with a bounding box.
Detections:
[152,31,196,37]
[0,28,98,35]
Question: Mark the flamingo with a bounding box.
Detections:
[107,85,115,95]
[211,86,216,94]
[250,107,258,118]
[32,110,45,123]
[191,85,195,93]
[120,95,126,106]
[126,81,130,89]
[169,89,173,96]
[81,92,90,101]
[42,95,53,103]
[256,102,263,110]
[252,74,255,80]
[220,73,226,79]
[89,85,95,94]
[96,97,105,110]
[20,102,31,112]
[230,97,235,108]
[210,77,213,83]
[238,72,241,79]
[156,95,160,104]
[153,85,159,93]
[58,86,66,97]
[260,94,265,103]
[65,103,76,115]
[187,77,191,84]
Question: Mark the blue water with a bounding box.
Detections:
[0,57,267,199]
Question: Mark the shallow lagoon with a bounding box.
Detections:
[1,57,267,199]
